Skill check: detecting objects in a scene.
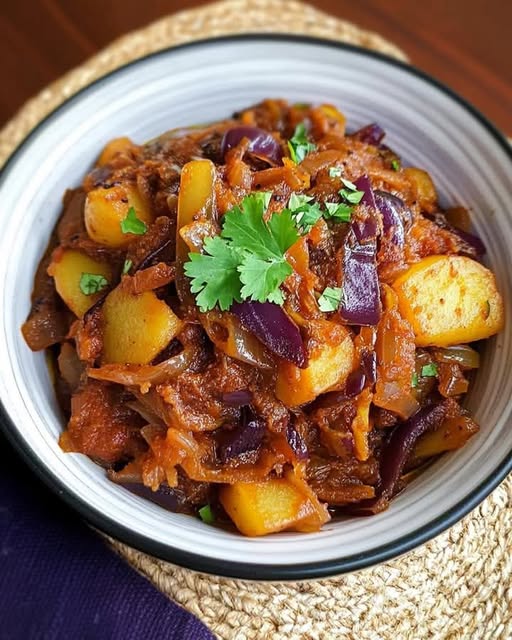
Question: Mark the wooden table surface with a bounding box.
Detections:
[1,0,510,135]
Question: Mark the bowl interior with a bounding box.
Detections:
[0,36,511,579]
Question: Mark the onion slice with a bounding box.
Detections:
[87,346,197,386]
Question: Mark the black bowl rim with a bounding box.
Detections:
[1,33,511,582]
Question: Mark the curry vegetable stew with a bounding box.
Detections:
[22,100,504,536]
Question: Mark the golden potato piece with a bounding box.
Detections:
[97,137,134,166]
[403,167,437,209]
[102,287,182,364]
[275,321,355,406]
[85,183,152,248]
[392,255,504,347]
[48,249,111,318]
[219,478,328,536]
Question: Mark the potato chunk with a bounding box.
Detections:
[219,477,328,536]
[102,287,182,364]
[85,183,152,248]
[403,167,437,210]
[97,137,134,166]
[275,320,355,406]
[392,255,504,347]
[48,248,111,318]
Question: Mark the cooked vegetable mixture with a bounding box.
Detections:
[22,100,504,536]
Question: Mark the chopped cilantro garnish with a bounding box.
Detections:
[288,193,314,210]
[184,193,298,312]
[79,273,108,296]
[198,504,215,524]
[318,286,343,312]
[329,167,342,178]
[122,259,133,275]
[411,372,419,388]
[287,193,323,233]
[120,206,147,235]
[339,188,365,204]
[421,363,438,377]
[287,122,316,163]
[338,178,364,205]
[391,159,401,171]
[340,177,358,191]
[324,202,352,222]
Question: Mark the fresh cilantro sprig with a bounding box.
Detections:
[184,193,299,312]
[318,286,343,312]
[287,122,316,163]
[79,273,109,296]
[120,207,147,235]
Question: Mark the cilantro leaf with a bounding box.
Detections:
[184,193,299,311]
[287,193,322,233]
[339,188,365,204]
[391,159,401,171]
[411,372,419,388]
[267,209,300,253]
[329,167,342,178]
[238,254,291,305]
[120,207,147,235]
[324,202,352,222]
[222,194,297,259]
[198,504,215,524]
[79,273,109,296]
[318,286,343,312]
[421,363,438,377]
[184,236,242,312]
[122,259,133,275]
[288,193,314,210]
[340,177,358,191]
[252,190,273,210]
[287,122,316,163]
[338,178,364,205]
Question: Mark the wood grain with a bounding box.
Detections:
[0,0,510,134]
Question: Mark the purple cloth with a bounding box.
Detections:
[0,431,215,640]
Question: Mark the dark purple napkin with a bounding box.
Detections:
[0,431,215,640]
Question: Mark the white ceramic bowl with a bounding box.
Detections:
[0,36,510,580]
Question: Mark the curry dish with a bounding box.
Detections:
[22,100,504,536]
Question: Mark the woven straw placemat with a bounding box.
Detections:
[1,1,510,638]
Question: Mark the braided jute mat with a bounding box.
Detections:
[1,1,511,638]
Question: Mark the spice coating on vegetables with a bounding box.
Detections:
[22,99,504,536]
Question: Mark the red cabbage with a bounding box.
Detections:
[347,400,452,515]
[220,126,283,165]
[351,123,386,146]
[286,422,308,459]
[339,176,381,327]
[232,301,307,368]
[222,389,253,407]
[374,190,409,248]
[217,406,265,463]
